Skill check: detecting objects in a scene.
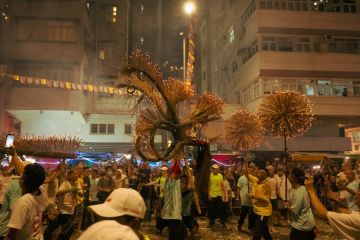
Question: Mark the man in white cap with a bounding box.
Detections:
[208,164,226,228]
[78,220,139,240]
[88,188,149,240]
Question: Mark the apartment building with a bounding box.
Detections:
[0,0,137,153]
[198,0,360,155]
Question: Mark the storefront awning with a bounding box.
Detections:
[291,152,345,162]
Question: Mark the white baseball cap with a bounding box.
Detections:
[160,166,168,171]
[89,188,146,219]
[78,220,139,240]
[212,164,219,169]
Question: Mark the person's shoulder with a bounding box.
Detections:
[13,193,34,209]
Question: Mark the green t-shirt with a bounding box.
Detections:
[290,185,315,231]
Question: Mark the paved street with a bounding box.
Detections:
[140,216,344,240]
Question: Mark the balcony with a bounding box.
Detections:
[11,0,90,29]
[256,1,360,32]
[4,41,84,62]
[6,86,86,113]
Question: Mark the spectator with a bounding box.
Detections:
[221,174,231,221]
[237,166,255,233]
[305,176,360,240]
[50,169,81,240]
[7,164,48,240]
[96,167,114,203]
[81,167,92,230]
[208,164,226,228]
[266,165,278,232]
[180,174,198,236]
[275,166,292,222]
[78,220,140,240]
[88,188,149,240]
[161,164,187,240]
[114,169,129,189]
[288,168,316,240]
[248,167,272,240]
[341,169,359,212]
[0,167,13,209]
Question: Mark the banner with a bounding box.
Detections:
[6,73,141,96]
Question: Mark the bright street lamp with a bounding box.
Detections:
[183,1,196,15]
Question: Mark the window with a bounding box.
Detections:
[343,0,357,13]
[99,124,106,134]
[112,6,117,23]
[278,37,293,51]
[98,43,117,60]
[91,124,98,134]
[253,80,260,98]
[108,124,115,134]
[47,21,75,42]
[17,19,76,42]
[243,87,251,103]
[228,26,235,43]
[331,38,359,54]
[262,37,276,51]
[260,0,307,11]
[312,0,357,13]
[232,61,238,73]
[124,124,132,135]
[99,49,105,60]
[353,81,360,96]
[317,80,332,96]
[295,37,311,52]
[90,124,115,135]
[353,132,360,143]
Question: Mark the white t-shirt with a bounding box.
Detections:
[57,181,76,215]
[327,211,360,240]
[221,180,231,202]
[89,177,99,202]
[237,175,252,206]
[42,178,58,204]
[275,174,292,201]
[267,176,277,200]
[7,187,49,240]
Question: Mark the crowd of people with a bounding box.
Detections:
[0,147,359,240]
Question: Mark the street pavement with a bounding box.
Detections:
[140,216,344,240]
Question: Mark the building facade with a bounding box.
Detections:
[198,0,360,155]
[0,0,139,153]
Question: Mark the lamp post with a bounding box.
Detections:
[180,32,186,82]
[182,1,196,84]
